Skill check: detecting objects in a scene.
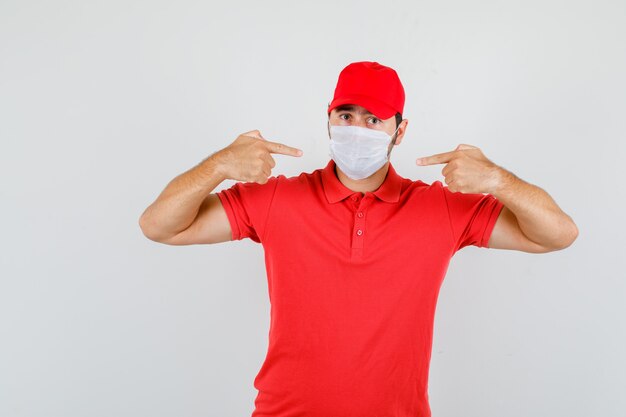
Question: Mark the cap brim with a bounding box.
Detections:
[327,94,398,120]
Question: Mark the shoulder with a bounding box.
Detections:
[274,165,325,190]
[400,176,446,197]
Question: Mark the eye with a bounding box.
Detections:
[368,117,381,124]
[339,113,350,120]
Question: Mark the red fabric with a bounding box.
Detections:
[327,61,405,119]
[217,159,504,417]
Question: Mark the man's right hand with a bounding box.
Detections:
[214,130,303,184]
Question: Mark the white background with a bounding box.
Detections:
[1,1,625,416]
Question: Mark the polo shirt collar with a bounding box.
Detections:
[321,159,403,204]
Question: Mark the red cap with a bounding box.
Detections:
[327,61,405,120]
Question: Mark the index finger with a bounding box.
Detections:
[416,150,457,166]
[265,140,303,157]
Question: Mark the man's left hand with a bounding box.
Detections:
[416,144,507,194]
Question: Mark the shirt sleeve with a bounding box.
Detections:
[216,176,280,243]
[440,181,505,252]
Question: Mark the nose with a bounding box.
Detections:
[347,115,369,128]
[355,118,369,128]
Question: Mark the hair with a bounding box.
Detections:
[395,112,402,129]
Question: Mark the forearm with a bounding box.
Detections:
[490,167,578,250]
[139,152,227,240]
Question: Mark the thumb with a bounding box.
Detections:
[455,143,477,150]
[244,129,265,140]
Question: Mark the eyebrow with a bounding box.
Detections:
[334,105,375,116]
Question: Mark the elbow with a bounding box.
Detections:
[546,220,579,252]
[138,213,183,244]
[562,221,579,248]
[138,215,153,240]
[138,213,163,242]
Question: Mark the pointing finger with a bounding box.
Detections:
[265,140,303,157]
[416,150,457,166]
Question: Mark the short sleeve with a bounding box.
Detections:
[216,176,279,243]
[441,182,505,251]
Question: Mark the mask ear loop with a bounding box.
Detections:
[386,125,401,158]
[326,103,332,139]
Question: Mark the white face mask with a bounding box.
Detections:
[328,124,400,180]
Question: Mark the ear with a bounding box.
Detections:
[394,119,409,146]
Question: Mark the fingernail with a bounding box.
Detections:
[416,158,423,165]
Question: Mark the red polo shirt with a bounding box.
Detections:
[216,159,504,417]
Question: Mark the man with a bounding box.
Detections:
[139,61,578,417]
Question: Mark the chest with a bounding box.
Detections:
[265,192,454,266]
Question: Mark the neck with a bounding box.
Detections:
[335,162,390,194]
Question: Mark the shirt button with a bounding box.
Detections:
[357,212,364,218]
[356,229,363,236]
